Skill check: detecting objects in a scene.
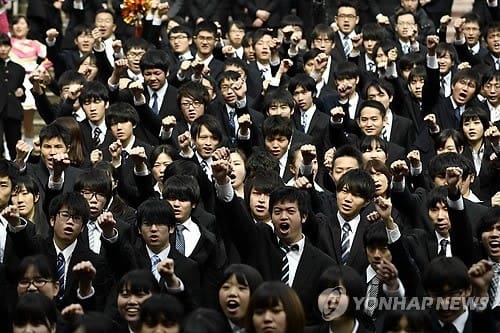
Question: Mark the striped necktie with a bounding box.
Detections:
[175,224,186,255]
[341,223,351,265]
[365,276,379,316]
[56,252,65,299]
[280,241,299,285]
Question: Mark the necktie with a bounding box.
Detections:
[454,107,461,127]
[496,59,500,71]
[200,160,209,177]
[341,223,351,265]
[279,241,299,285]
[381,126,388,141]
[179,55,184,62]
[489,263,500,308]
[440,77,446,97]
[300,112,307,133]
[442,322,458,333]
[228,109,236,136]
[402,44,410,54]
[92,127,102,147]
[88,221,97,254]
[368,62,375,72]
[56,253,65,299]
[151,92,159,115]
[121,150,129,161]
[365,276,380,317]
[175,224,186,255]
[151,254,161,279]
[260,67,268,80]
[342,35,351,57]
[438,239,449,256]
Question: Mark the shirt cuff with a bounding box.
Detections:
[133,94,147,106]
[215,180,234,202]
[134,166,150,176]
[101,228,119,243]
[269,77,281,87]
[299,163,314,176]
[488,0,498,7]
[164,277,185,293]
[410,164,422,176]
[179,149,194,159]
[237,129,251,140]
[270,57,280,67]
[107,79,119,92]
[391,178,405,193]
[45,38,56,47]
[447,195,464,210]
[152,17,163,26]
[386,224,401,244]
[454,36,466,45]
[6,217,28,233]
[93,42,105,53]
[383,278,405,297]
[73,0,84,9]
[426,55,438,69]
[159,127,173,140]
[48,170,64,191]
[77,286,95,299]
[349,49,360,58]
[235,97,247,109]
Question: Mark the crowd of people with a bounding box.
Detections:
[1,0,500,332]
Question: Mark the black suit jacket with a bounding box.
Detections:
[389,114,416,151]
[292,108,332,162]
[79,120,115,162]
[0,60,25,121]
[216,193,336,324]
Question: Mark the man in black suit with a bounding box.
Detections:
[310,24,342,90]
[212,153,335,324]
[333,2,360,61]
[333,62,363,135]
[0,34,26,159]
[6,192,116,311]
[393,11,427,58]
[134,198,203,305]
[423,35,481,130]
[289,74,332,163]
[364,79,416,150]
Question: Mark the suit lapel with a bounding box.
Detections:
[292,240,316,289]
[347,219,366,266]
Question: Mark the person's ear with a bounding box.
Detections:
[458,146,464,154]
[49,217,55,228]
[301,214,308,224]
[289,163,297,175]
[168,225,175,234]
[34,193,40,203]
[52,280,60,299]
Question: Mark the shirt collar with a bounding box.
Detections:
[88,119,106,133]
[54,238,78,261]
[439,307,469,333]
[147,80,168,99]
[195,54,213,66]
[337,211,361,231]
[435,231,450,243]
[122,136,136,152]
[146,244,171,259]
[366,264,377,283]
[180,217,194,230]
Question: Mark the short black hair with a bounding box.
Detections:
[408,65,427,82]
[190,114,223,142]
[136,199,177,228]
[359,135,388,156]
[183,308,227,333]
[361,23,386,41]
[262,115,293,140]
[428,152,460,180]
[163,175,200,204]
[123,37,151,54]
[105,102,140,127]
[223,57,249,77]
[140,49,170,73]
[363,78,394,99]
[220,264,264,295]
[335,61,360,81]
[310,24,334,42]
[48,192,90,222]
[168,25,193,39]
[288,73,316,97]
[426,186,448,211]
[423,257,470,294]
[263,89,295,113]
[252,29,275,47]
[0,159,19,183]
[246,148,280,177]
[74,169,113,204]
[332,145,364,170]
[280,14,303,28]
[39,123,71,146]
[140,294,184,328]
[336,0,358,14]
[244,170,284,207]
[73,24,94,39]
[177,81,210,108]
[57,70,86,88]
[364,220,389,248]
[476,206,500,240]
[117,269,160,295]
[451,68,481,95]
[17,254,55,282]
[336,169,375,201]
[12,294,57,329]
[194,20,218,37]
[436,42,457,64]
[149,144,180,169]
[269,186,311,218]
[79,80,109,104]
[434,129,465,152]
[357,100,386,119]
[217,70,242,89]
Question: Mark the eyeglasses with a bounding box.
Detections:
[180,100,203,108]
[18,278,53,288]
[127,51,146,59]
[80,190,107,202]
[57,211,83,223]
[169,35,188,41]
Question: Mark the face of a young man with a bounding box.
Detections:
[336,6,359,35]
[481,221,500,262]
[50,205,84,246]
[110,120,135,145]
[311,33,334,54]
[169,32,192,54]
[140,222,173,253]
[95,12,116,39]
[484,77,500,106]
[292,85,314,111]
[357,107,385,137]
[366,245,392,270]
[253,34,273,63]
[82,97,108,125]
[194,125,219,159]
[227,24,245,48]
[438,52,454,75]
[451,77,477,105]
[428,202,451,237]
[409,76,425,99]
[126,47,146,74]
[486,29,500,55]
[331,157,359,185]
[74,32,94,54]
[336,185,368,220]
[167,198,195,223]
[143,68,167,91]
[395,13,417,41]
[0,175,12,210]
[366,86,392,110]
[194,30,217,57]
[40,137,69,170]
[248,188,271,222]
[463,21,481,46]
[272,200,305,244]
[267,103,293,119]
[265,135,289,160]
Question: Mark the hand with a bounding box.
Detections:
[290,30,302,46]
[406,150,421,169]
[90,149,103,165]
[366,210,382,224]
[91,27,103,44]
[492,191,500,207]
[179,60,192,73]
[52,152,71,178]
[162,115,177,130]
[177,131,192,154]
[453,18,465,34]
[53,0,62,9]
[330,106,345,123]
[376,15,390,25]
[222,45,235,57]
[108,140,123,163]
[113,58,128,77]
[15,140,31,165]
[440,15,452,27]
[14,87,23,98]
[237,114,252,135]
[269,38,281,54]
[29,72,44,95]
[129,146,148,172]
[468,259,494,297]
[46,28,59,42]
[373,196,394,225]
[426,35,440,55]
[97,211,117,239]
[390,160,409,181]
[351,33,363,51]
[211,157,232,184]
[446,166,463,197]
[112,39,122,54]
[61,304,84,321]
[212,146,231,162]
[387,48,398,64]
[300,144,317,165]
[252,18,264,28]
[256,9,270,21]
[73,261,96,295]
[485,125,500,146]
[278,59,293,75]
[158,258,180,288]
[1,205,20,227]
[294,176,313,190]
[457,62,471,71]
[314,52,328,73]
[323,147,336,169]
[376,258,399,290]
[423,114,439,132]
[66,84,83,101]
[128,81,144,98]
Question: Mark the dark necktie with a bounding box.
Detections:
[454,106,461,127]
[440,77,446,97]
[260,67,268,80]
[56,253,65,299]
[279,241,299,285]
[92,127,102,147]
[151,92,159,115]
[175,224,186,255]
[489,263,500,308]
[341,223,351,265]
[228,109,236,136]
[442,322,458,333]
[438,239,449,256]
[121,150,129,161]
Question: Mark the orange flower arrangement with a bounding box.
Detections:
[121,0,152,26]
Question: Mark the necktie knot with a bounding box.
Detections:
[93,127,102,146]
[176,224,186,232]
[57,252,64,263]
[151,254,161,267]
[440,239,449,248]
[494,262,500,274]
[342,223,351,233]
[280,241,299,253]
[151,92,159,114]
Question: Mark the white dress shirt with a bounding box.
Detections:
[179,218,201,257]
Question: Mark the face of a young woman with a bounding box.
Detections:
[252,301,287,333]
[12,322,55,333]
[17,265,59,299]
[11,186,37,219]
[218,274,251,324]
[117,287,153,324]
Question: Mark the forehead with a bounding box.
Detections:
[256,34,273,43]
[367,86,387,95]
[273,200,299,209]
[397,13,415,22]
[0,175,11,184]
[337,6,356,14]
[360,107,382,117]
[333,156,358,168]
[42,137,65,145]
[197,30,215,37]
[96,12,114,21]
